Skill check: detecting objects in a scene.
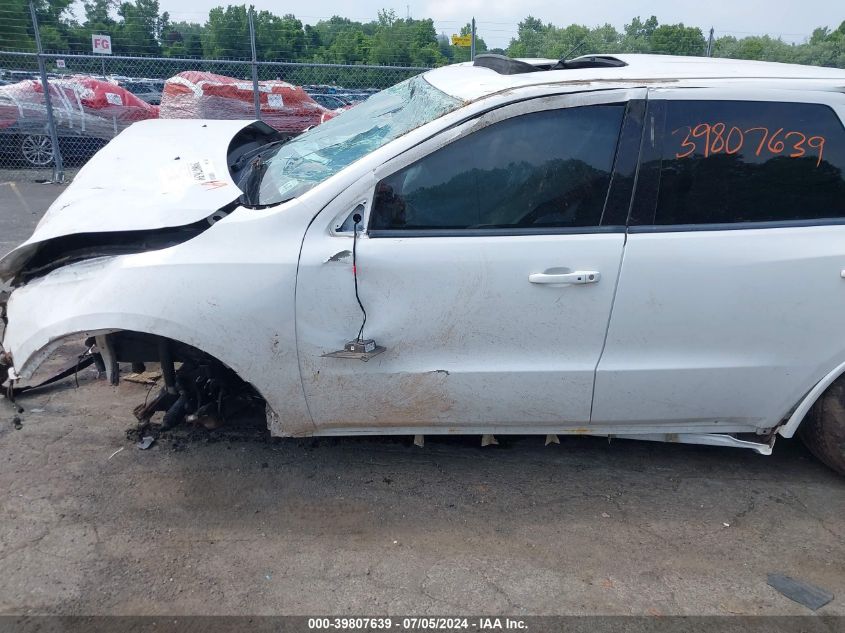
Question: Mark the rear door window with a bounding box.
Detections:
[369,105,625,232]
[638,100,845,226]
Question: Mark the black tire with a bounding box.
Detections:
[800,378,845,475]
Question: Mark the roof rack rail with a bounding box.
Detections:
[473,54,627,75]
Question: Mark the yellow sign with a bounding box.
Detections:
[451,34,472,47]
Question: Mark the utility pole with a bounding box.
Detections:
[28,1,64,183]
[470,17,476,61]
[706,27,715,56]
[248,7,261,120]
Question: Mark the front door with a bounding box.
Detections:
[295,90,644,434]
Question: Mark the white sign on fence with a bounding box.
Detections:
[91,34,112,54]
[55,59,66,68]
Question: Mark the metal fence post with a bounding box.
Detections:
[470,17,476,61]
[28,1,64,183]
[248,8,261,120]
[707,27,715,57]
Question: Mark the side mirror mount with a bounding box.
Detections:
[335,203,366,233]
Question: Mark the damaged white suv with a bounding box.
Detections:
[3,54,845,474]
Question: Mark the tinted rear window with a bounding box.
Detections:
[648,100,845,226]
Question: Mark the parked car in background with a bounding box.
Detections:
[4,55,845,475]
[159,71,338,136]
[119,79,165,105]
[0,75,159,167]
[307,93,350,110]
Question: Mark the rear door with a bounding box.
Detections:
[593,89,845,433]
[295,89,645,434]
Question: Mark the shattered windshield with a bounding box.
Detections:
[248,75,462,206]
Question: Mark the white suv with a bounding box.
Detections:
[3,54,845,474]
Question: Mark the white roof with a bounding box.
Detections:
[425,54,845,102]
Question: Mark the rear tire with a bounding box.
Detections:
[800,378,845,475]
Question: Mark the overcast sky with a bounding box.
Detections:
[158,0,844,49]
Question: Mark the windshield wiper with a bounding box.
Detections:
[238,156,268,208]
[230,139,287,173]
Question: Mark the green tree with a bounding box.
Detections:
[368,11,444,66]
[4,0,35,50]
[621,15,657,52]
[113,0,166,54]
[649,23,705,56]
[161,21,204,57]
[201,5,251,58]
[507,16,547,57]
[255,12,304,61]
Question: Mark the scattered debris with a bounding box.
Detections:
[108,447,125,460]
[29,408,44,413]
[413,434,425,448]
[601,512,611,518]
[136,435,155,450]
[124,370,162,385]
[723,522,730,527]
[12,416,22,430]
[545,434,560,446]
[481,434,498,447]
[767,573,834,610]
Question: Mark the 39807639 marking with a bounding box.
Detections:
[672,123,826,166]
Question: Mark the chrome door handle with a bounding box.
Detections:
[528,271,601,285]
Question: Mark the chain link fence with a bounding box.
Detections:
[0,47,429,183]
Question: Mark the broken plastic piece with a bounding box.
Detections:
[481,434,498,447]
[413,434,425,448]
[545,434,560,446]
[136,435,155,450]
[767,573,834,610]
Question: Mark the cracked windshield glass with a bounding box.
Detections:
[251,75,462,205]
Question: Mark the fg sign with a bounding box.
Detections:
[91,34,112,54]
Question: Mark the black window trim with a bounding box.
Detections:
[367,96,646,238]
[626,96,845,232]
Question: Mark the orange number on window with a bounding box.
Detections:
[725,126,743,154]
[767,127,785,154]
[807,136,826,167]
[673,126,696,159]
[745,127,769,156]
[784,131,806,158]
[710,122,727,154]
[691,123,711,158]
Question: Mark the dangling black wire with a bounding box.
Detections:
[352,214,367,341]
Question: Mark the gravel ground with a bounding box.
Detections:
[0,180,843,616]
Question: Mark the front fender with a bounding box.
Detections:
[1,251,314,436]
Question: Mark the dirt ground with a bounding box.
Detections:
[0,180,844,616]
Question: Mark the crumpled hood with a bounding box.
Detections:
[0,118,258,281]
